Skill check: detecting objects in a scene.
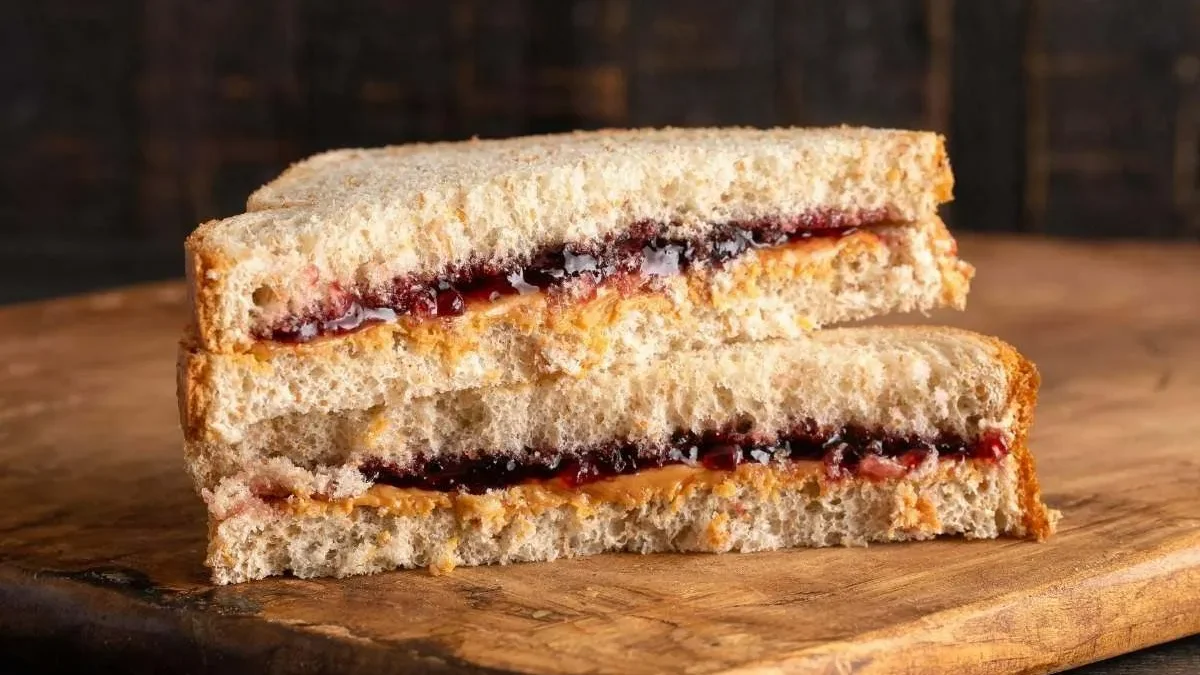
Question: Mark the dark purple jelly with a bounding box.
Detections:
[259,212,886,343]
[358,422,1008,495]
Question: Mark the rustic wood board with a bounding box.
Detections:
[1,235,1199,674]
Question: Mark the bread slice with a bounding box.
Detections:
[187,326,1016,490]
[196,327,1056,584]
[186,127,952,352]
[181,217,972,445]
[207,455,1049,585]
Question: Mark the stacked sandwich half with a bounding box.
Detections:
[180,127,1056,584]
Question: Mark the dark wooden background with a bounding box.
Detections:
[2,0,1200,302]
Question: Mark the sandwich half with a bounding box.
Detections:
[199,327,1057,585]
[181,127,970,444]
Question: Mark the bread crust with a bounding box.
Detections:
[186,127,953,351]
[176,340,209,442]
[185,231,228,358]
[1000,344,1057,540]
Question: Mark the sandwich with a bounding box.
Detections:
[199,327,1054,584]
[178,127,1054,585]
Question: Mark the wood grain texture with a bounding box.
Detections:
[1,235,1199,674]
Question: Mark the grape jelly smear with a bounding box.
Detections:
[262,215,872,343]
[359,422,1008,495]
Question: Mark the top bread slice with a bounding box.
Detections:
[186,127,953,352]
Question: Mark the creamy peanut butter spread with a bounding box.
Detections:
[282,462,827,525]
[246,455,1036,578]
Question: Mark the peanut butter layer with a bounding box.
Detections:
[246,225,901,362]
[276,456,1034,546]
[285,463,824,521]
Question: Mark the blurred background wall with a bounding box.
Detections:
[2,0,1198,302]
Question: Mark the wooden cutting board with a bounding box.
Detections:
[1,235,1198,674]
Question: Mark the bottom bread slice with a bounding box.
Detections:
[207,453,1055,584]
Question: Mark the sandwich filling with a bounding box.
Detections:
[356,422,1008,495]
[259,210,895,343]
